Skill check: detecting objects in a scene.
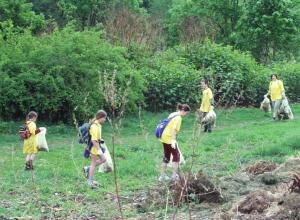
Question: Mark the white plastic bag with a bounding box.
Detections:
[202,107,217,125]
[279,98,294,120]
[98,141,114,173]
[260,97,271,112]
[37,127,49,152]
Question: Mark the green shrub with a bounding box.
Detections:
[141,48,203,111]
[0,28,144,122]
[184,41,262,107]
[272,63,300,103]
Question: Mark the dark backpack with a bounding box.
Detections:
[78,123,92,144]
[78,123,93,158]
[19,122,31,140]
[155,114,179,138]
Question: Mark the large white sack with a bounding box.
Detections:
[260,97,271,112]
[37,127,49,152]
[279,98,294,120]
[98,142,114,173]
[202,107,216,125]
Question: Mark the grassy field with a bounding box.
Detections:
[0,105,300,219]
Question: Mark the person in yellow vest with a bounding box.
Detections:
[83,110,107,189]
[264,73,285,120]
[159,103,190,182]
[199,79,214,132]
[23,111,41,170]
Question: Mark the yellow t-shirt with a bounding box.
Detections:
[200,88,213,113]
[23,121,38,154]
[160,112,182,144]
[269,80,284,101]
[89,121,102,155]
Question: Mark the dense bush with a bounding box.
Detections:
[0,28,144,122]
[141,48,203,111]
[139,41,300,110]
[250,63,300,105]
[0,31,299,121]
[272,63,300,103]
[183,41,262,107]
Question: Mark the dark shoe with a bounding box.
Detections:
[208,130,212,133]
[83,166,90,179]
[87,180,101,189]
[25,162,31,170]
[29,160,34,170]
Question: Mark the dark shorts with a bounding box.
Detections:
[162,143,180,163]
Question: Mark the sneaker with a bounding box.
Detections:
[25,162,31,171]
[83,166,90,179]
[87,180,100,189]
[171,173,180,182]
[158,174,170,182]
[29,160,34,170]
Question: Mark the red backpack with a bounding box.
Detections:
[19,122,31,140]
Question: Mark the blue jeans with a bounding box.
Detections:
[272,100,282,119]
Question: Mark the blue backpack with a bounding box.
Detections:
[78,123,92,144]
[155,114,179,138]
[78,123,93,158]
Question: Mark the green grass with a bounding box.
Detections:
[0,105,300,219]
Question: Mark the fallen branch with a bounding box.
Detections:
[288,173,300,193]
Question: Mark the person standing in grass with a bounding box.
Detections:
[23,111,41,170]
[159,103,190,182]
[83,110,107,189]
[199,79,214,133]
[264,73,285,120]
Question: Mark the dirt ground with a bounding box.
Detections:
[216,157,300,220]
[129,157,300,220]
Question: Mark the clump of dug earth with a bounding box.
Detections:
[215,158,300,220]
[135,171,223,213]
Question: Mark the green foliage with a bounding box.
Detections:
[31,0,143,30]
[141,47,202,111]
[0,0,45,34]
[0,28,144,122]
[184,41,261,106]
[235,0,300,63]
[165,0,216,46]
[271,63,300,102]
[56,0,116,29]
[165,0,243,46]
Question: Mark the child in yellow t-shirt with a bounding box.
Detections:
[199,79,214,132]
[23,111,41,170]
[264,73,285,120]
[158,103,190,182]
[83,110,107,189]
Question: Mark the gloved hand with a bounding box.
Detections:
[171,140,177,149]
[35,128,41,134]
[97,148,104,155]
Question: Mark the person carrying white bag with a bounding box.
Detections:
[157,103,191,182]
